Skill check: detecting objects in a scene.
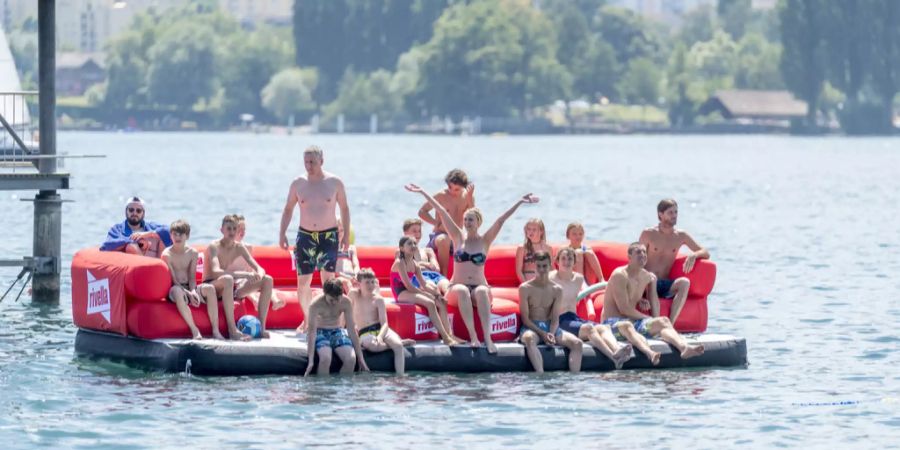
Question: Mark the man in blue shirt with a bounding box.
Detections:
[100,197,172,258]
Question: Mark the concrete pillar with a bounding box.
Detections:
[32,191,62,303]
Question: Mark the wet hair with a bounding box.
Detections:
[533,250,552,264]
[627,242,646,255]
[304,145,324,160]
[657,198,677,220]
[523,218,547,257]
[402,218,422,232]
[464,207,483,227]
[565,222,584,239]
[444,169,469,187]
[170,219,190,237]
[356,268,377,282]
[323,278,344,298]
[556,247,576,262]
[222,215,238,226]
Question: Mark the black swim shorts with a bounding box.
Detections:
[294,227,339,276]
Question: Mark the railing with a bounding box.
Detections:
[0,91,39,171]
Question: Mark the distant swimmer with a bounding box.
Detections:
[639,198,709,325]
[518,251,582,373]
[402,218,450,296]
[551,248,633,369]
[278,145,351,334]
[350,268,415,375]
[601,242,704,365]
[417,169,475,277]
[564,222,605,284]
[101,196,171,258]
[161,220,218,340]
[407,182,537,353]
[305,278,369,376]
[515,218,552,283]
[203,215,274,340]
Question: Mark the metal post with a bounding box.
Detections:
[34,0,60,303]
[38,0,56,175]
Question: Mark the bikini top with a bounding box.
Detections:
[522,248,536,264]
[454,249,487,266]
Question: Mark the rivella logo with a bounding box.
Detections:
[196,252,204,275]
[490,313,517,335]
[86,270,111,322]
[414,312,436,335]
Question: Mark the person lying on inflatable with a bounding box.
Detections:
[100,196,171,258]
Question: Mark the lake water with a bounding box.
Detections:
[1,132,899,447]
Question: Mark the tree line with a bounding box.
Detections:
[7,0,895,133]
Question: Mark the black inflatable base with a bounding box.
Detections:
[75,329,748,376]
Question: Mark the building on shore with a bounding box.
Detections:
[698,89,807,131]
[57,52,104,96]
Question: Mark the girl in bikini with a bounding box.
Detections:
[406,183,538,354]
[516,218,552,283]
[565,222,605,285]
[389,236,462,346]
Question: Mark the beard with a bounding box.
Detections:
[127,216,143,226]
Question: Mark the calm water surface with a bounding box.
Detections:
[1,133,899,448]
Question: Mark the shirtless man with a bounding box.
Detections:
[278,145,351,333]
[203,215,275,340]
[518,251,583,373]
[350,269,415,375]
[417,169,474,276]
[639,198,710,325]
[402,218,450,294]
[304,278,369,376]
[551,247,633,369]
[602,242,704,365]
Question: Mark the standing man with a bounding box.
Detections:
[417,169,475,276]
[101,196,171,258]
[639,198,709,325]
[279,146,351,333]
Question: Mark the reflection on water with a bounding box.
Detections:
[1,133,899,446]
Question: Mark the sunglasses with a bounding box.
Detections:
[128,208,144,213]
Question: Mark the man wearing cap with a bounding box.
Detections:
[100,197,172,258]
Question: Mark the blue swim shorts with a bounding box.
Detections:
[315,328,352,350]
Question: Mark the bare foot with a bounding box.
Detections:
[469,339,482,348]
[649,351,661,366]
[229,329,252,341]
[260,330,271,339]
[612,344,634,370]
[212,330,226,340]
[681,344,705,359]
[296,321,307,335]
[401,339,416,346]
[272,296,286,310]
[486,341,498,354]
[190,330,203,340]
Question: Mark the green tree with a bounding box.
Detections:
[868,0,900,132]
[678,5,718,47]
[261,68,318,123]
[617,57,662,105]
[324,69,404,121]
[218,27,294,122]
[146,23,218,109]
[594,6,661,70]
[778,0,826,128]
[293,0,451,103]
[667,43,697,127]
[717,0,752,39]
[734,32,783,89]
[415,0,571,117]
[104,30,154,108]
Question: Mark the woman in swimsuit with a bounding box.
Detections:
[565,222,605,285]
[515,218,552,283]
[406,183,538,353]
[390,236,462,346]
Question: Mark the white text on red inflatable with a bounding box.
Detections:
[86,270,111,322]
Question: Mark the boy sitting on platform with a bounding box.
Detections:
[518,251,583,373]
[161,220,220,340]
[350,269,415,375]
[305,278,370,376]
